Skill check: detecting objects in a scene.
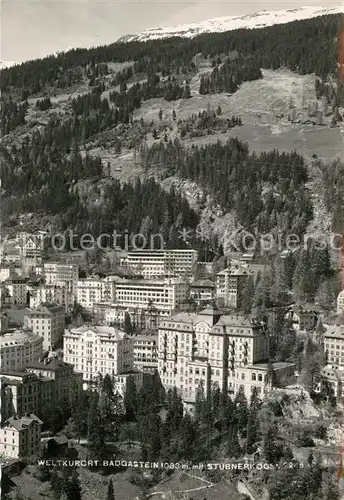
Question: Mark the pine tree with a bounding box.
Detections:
[124,375,138,421]
[124,312,133,334]
[233,386,248,434]
[292,248,309,303]
[107,478,115,500]
[227,425,241,458]
[241,276,254,313]
[182,84,191,99]
[194,381,207,422]
[65,469,82,500]
[87,394,106,460]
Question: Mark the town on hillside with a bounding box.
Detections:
[1,236,344,500]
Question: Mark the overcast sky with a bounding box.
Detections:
[1,0,342,63]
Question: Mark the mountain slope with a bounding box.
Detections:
[117,5,344,43]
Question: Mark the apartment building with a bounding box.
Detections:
[115,278,188,316]
[63,325,133,385]
[215,262,253,308]
[15,231,46,259]
[94,302,164,331]
[77,276,117,309]
[316,364,344,401]
[337,291,344,315]
[324,325,344,366]
[285,305,318,332]
[26,357,82,404]
[2,278,28,305]
[1,372,54,422]
[24,304,65,351]
[28,284,71,313]
[158,306,294,404]
[189,279,215,304]
[121,249,198,278]
[0,264,14,282]
[0,329,43,373]
[0,413,43,460]
[0,313,9,333]
[42,263,78,301]
[133,334,158,373]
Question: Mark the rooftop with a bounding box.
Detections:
[163,312,198,324]
[161,309,264,331]
[215,315,264,330]
[324,325,344,339]
[321,364,344,379]
[116,278,186,286]
[4,414,43,431]
[245,361,295,371]
[0,329,42,346]
[127,249,198,254]
[26,358,74,372]
[190,279,215,288]
[288,304,318,314]
[216,264,254,276]
[1,372,51,385]
[67,325,128,341]
[134,334,158,343]
[24,304,64,316]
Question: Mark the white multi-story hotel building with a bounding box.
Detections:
[77,276,117,309]
[215,261,253,308]
[93,278,189,330]
[0,413,43,460]
[134,334,158,373]
[0,329,43,373]
[42,263,78,301]
[28,284,71,313]
[115,278,188,315]
[324,325,344,366]
[337,291,344,315]
[121,249,198,278]
[158,307,294,404]
[63,325,134,384]
[24,304,65,351]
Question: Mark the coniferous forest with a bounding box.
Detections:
[0,10,344,500]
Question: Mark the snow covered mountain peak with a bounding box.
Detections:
[117,5,344,43]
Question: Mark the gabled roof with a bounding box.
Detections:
[68,325,127,341]
[190,279,214,288]
[24,303,64,316]
[4,414,43,431]
[26,359,73,372]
